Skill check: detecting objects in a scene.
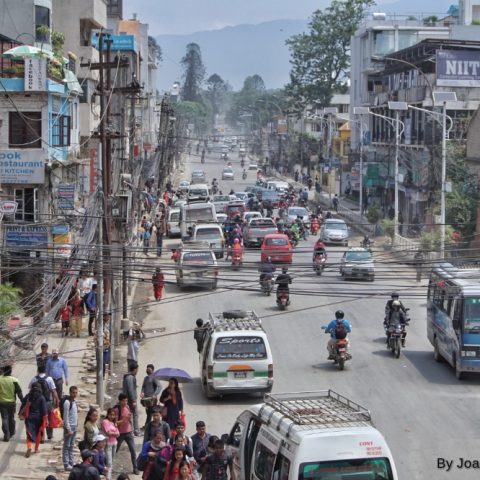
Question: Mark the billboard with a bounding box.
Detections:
[57,184,75,210]
[91,34,137,51]
[437,49,480,87]
[5,225,48,247]
[0,150,45,184]
[24,57,46,91]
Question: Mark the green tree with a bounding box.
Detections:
[205,74,227,115]
[0,283,22,319]
[181,43,206,102]
[148,36,163,64]
[174,100,212,135]
[286,0,375,111]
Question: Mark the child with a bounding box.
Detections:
[59,303,71,337]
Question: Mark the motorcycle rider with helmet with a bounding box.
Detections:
[385,300,408,346]
[384,292,407,326]
[259,256,276,283]
[324,311,352,359]
[275,267,292,298]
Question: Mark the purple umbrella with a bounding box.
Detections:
[153,367,194,383]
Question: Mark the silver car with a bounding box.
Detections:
[320,219,350,246]
[222,167,234,180]
[340,247,375,281]
[285,207,311,228]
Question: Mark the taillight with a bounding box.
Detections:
[268,364,273,379]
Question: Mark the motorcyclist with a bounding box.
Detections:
[384,292,407,325]
[310,215,320,234]
[275,267,292,297]
[385,300,408,346]
[259,257,276,284]
[313,239,327,260]
[361,234,372,249]
[324,310,352,360]
[242,168,247,178]
[290,221,300,242]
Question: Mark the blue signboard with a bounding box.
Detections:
[51,224,69,235]
[5,225,48,247]
[57,184,75,210]
[91,34,137,52]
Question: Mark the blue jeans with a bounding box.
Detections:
[63,428,76,467]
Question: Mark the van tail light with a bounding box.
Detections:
[268,364,273,379]
[207,365,213,380]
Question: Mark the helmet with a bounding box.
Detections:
[282,267,288,274]
[266,256,272,262]
[335,310,344,319]
[391,292,399,299]
[234,238,240,244]
[392,300,401,308]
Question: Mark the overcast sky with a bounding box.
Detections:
[123,0,454,36]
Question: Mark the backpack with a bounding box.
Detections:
[60,395,74,420]
[335,322,347,340]
[33,375,51,402]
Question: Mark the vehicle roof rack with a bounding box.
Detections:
[263,390,372,428]
[181,240,211,250]
[208,310,262,331]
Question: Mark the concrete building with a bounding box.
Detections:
[459,0,480,24]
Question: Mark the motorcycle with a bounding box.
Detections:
[313,254,326,276]
[242,171,247,180]
[332,339,351,370]
[386,321,407,358]
[260,275,275,296]
[310,220,320,235]
[361,237,373,252]
[276,290,290,310]
[241,158,245,168]
[232,251,243,269]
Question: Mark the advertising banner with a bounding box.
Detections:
[57,184,75,210]
[24,57,46,91]
[5,225,48,247]
[437,49,480,87]
[0,150,45,184]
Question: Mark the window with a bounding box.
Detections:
[35,6,50,42]
[213,336,267,360]
[254,443,277,480]
[51,114,70,147]
[273,454,290,480]
[107,0,123,17]
[9,112,42,148]
[14,188,39,222]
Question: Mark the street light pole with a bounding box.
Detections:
[440,101,448,258]
[394,110,400,237]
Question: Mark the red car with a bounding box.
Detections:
[261,234,293,263]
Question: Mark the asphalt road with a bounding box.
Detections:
[134,147,480,480]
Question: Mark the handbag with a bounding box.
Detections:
[18,400,30,421]
[50,407,64,428]
[141,397,157,408]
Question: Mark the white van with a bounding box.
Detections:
[267,180,289,193]
[187,183,210,202]
[199,310,273,399]
[180,202,217,240]
[224,390,398,480]
[192,223,225,258]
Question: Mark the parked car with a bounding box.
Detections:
[166,207,181,238]
[222,166,235,180]
[191,223,225,258]
[319,218,350,246]
[340,247,375,281]
[285,206,311,227]
[248,161,258,170]
[212,194,236,213]
[191,169,207,184]
[243,218,278,247]
[175,244,218,289]
[261,234,293,263]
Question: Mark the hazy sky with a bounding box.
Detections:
[123,0,454,36]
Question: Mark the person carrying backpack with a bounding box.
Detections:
[67,449,100,480]
[28,365,58,440]
[323,310,352,360]
[62,386,79,471]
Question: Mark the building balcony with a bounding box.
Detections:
[0,76,65,93]
[78,0,107,26]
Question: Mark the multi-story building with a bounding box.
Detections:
[0,0,81,292]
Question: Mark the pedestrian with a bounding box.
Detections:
[78,271,94,299]
[159,378,184,429]
[294,170,299,183]
[70,290,85,338]
[0,365,23,442]
[59,303,72,337]
[141,364,161,426]
[19,383,48,457]
[126,324,143,371]
[83,407,100,450]
[179,460,196,480]
[191,421,211,467]
[332,194,339,212]
[169,427,193,458]
[68,449,100,480]
[115,393,139,475]
[143,227,151,255]
[143,406,171,445]
[46,348,69,399]
[398,211,404,235]
[307,177,313,191]
[92,434,108,476]
[101,407,120,480]
[201,439,235,480]
[122,362,141,436]
[36,343,51,370]
[152,267,165,301]
[61,385,78,471]
[85,284,98,336]
[29,365,58,441]
[165,447,191,480]
[154,213,166,257]
[193,318,206,353]
[137,429,172,480]
[414,249,424,282]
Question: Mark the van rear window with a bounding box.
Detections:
[300,458,393,480]
[214,336,267,360]
[183,252,213,264]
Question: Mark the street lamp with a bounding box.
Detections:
[388,101,409,236]
[353,107,370,217]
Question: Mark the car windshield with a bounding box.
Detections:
[185,207,214,221]
[235,193,247,199]
[346,251,372,261]
[463,297,480,330]
[214,196,229,202]
[289,208,308,216]
[223,168,233,173]
[189,189,207,196]
[183,252,213,264]
[196,228,221,239]
[327,222,347,230]
[213,336,267,360]
[300,458,393,480]
[169,212,180,222]
[250,219,274,227]
[265,237,288,246]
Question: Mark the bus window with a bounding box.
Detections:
[453,298,462,330]
[433,284,446,310]
[463,297,480,331]
[447,295,454,316]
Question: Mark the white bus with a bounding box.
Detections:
[180,202,217,240]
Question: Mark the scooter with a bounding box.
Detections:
[242,171,247,180]
[386,321,408,358]
[232,251,243,269]
[313,254,326,276]
[260,275,275,296]
[276,290,290,310]
[332,339,351,370]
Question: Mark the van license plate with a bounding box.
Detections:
[234,372,247,379]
